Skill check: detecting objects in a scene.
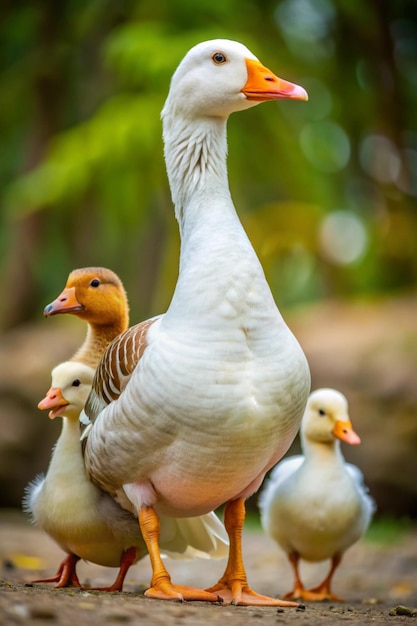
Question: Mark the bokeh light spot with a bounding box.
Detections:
[319,210,368,265]
[359,134,401,184]
[300,120,351,172]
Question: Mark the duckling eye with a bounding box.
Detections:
[212,52,227,65]
[318,408,326,416]
[72,379,81,387]
[90,279,100,288]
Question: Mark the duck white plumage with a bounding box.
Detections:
[259,388,375,602]
[81,39,310,606]
[24,361,229,591]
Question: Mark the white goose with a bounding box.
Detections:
[82,39,311,606]
[25,361,228,591]
[259,388,375,602]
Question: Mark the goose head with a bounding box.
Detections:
[301,388,361,447]
[38,361,95,421]
[43,267,129,329]
[162,38,308,122]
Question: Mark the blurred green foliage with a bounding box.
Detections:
[1,0,416,328]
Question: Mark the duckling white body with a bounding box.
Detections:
[24,363,145,567]
[259,388,375,601]
[25,363,228,590]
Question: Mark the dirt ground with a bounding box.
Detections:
[1,509,416,626]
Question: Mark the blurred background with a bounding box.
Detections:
[0,0,416,519]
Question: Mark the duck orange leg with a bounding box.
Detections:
[283,551,307,599]
[32,554,81,588]
[206,498,300,607]
[138,506,221,602]
[285,552,344,602]
[83,546,137,592]
[306,554,344,601]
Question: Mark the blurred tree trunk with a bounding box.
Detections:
[1,0,67,330]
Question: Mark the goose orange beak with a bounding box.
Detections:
[241,58,308,102]
[332,419,361,445]
[44,286,83,316]
[38,387,69,419]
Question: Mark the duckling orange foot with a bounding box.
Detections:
[32,554,81,588]
[283,586,343,603]
[303,587,344,602]
[80,547,138,593]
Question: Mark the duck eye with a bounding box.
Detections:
[318,408,326,416]
[212,52,227,65]
[90,279,100,288]
[72,379,81,387]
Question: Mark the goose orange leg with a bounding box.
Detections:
[138,506,221,602]
[32,554,81,588]
[206,498,300,606]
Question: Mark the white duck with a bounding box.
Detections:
[24,361,229,591]
[82,39,311,606]
[259,388,375,602]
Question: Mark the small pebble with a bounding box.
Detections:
[11,604,30,619]
[296,603,306,611]
[30,607,56,620]
[104,612,131,623]
[389,605,417,617]
[363,597,381,605]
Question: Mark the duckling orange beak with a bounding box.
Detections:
[43,286,84,316]
[242,58,308,102]
[332,419,361,445]
[38,387,69,419]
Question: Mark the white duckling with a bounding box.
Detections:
[24,361,228,591]
[24,361,143,590]
[259,388,375,602]
[81,39,310,606]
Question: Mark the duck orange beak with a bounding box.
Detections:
[332,419,361,445]
[43,286,83,316]
[38,387,69,419]
[241,58,308,102]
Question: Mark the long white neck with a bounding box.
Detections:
[162,111,277,326]
[163,114,231,231]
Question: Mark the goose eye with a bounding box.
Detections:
[90,279,100,288]
[212,52,227,65]
[318,408,326,416]
[72,379,81,387]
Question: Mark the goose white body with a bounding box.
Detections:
[84,40,310,520]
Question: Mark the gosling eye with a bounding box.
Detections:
[212,52,227,65]
[318,408,326,416]
[72,379,81,387]
[90,279,100,288]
